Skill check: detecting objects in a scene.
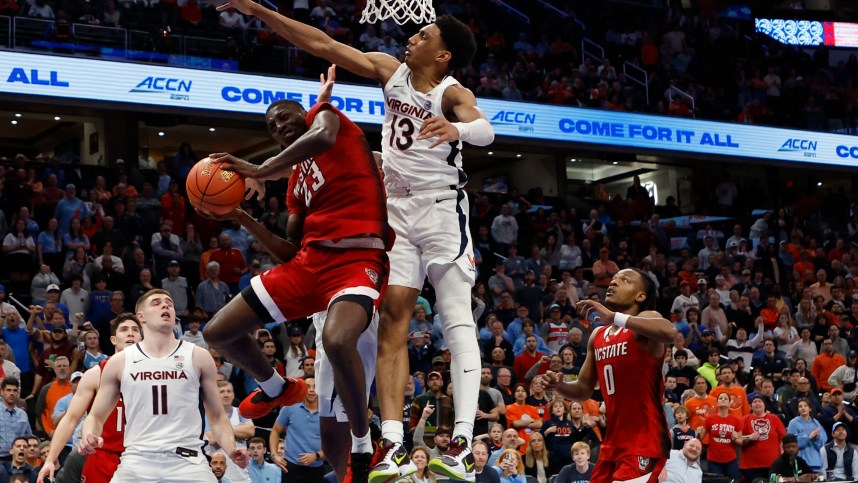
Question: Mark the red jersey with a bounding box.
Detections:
[98,359,125,453]
[703,413,741,463]
[740,413,786,469]
[286,103,391,248]
[593,325,670,461]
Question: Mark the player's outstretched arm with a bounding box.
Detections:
[38,367,101,482]
[204,208,301,264]
[542,331,598,402]
[257,109,340,179]
[196,346,249,468]
[217,0,399,84]
[418,85,495,149]
[80,353,124,455]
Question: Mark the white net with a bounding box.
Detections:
[360,0,436,25]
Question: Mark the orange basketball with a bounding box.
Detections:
[186,157,246,216]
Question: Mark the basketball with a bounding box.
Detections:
[185,157,246,216]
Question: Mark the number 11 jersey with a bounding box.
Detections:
[120,341,204,454]
[592,325,670,461]
[381,63,466,192]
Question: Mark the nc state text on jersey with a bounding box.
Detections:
[594,341,628,362]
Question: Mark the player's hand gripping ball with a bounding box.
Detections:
[186,157,246,216]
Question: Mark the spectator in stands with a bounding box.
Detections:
[821,421,858,480]
[195,261,230,318]
[204,381,253,483]
[210,452,229,483]
[210,234,245,295]
[401,446,435,483]
[50,370,82,462]
[812,339,845,393]
[246,437,279,482]
[471,440,499,483]
[59,275,88,318]
[492,448,524,482]
[662,438,703,483]
[161,260,189,318]
[740,394,787,481]
[35,355,71,439]
[268,377,321,479]
[788,398,827,473]
[0,378,31,461]
[0,437,37,481]
[53,185,86,239]
[409,372,452,444]
[491,204,518,254]
[151,225,183,281]
[77,330,106,370]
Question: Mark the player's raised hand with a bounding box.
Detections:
[230,447,250,468]
[318,64,337,103]
[197,206,245,223]
[417,116,460,149]
[210,153,260,178]
[540,371,562,391]
[244,177,266,201]
[78,433,103,455]
[576,299,615,326]
[36,460,57,483]
[216,0,256,15]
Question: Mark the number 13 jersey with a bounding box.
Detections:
[120,341,204,454]
[381,63,466,192]
[592,325,670,461]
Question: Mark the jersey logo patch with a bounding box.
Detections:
[365,268,379,285]
[638,457,650,471]
[424,101,432,110]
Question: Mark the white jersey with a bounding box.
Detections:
[121,341,204,454]
[382,63,466,192]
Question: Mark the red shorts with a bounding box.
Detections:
[591,455,667,483]
[81,449,121,483]
[247,245,387,322]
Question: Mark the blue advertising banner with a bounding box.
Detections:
[3,51,858,167]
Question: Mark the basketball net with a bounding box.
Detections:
[360,0,436,25]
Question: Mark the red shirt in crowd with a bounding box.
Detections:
[703,413,742,464]
[740,413,786,470]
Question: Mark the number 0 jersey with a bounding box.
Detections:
[593,325,670,461]
[120,341,204,454]
[286,102,391,248]
[381,63,466,192]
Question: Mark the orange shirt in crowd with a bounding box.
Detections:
[710,384,750,419]
[812,351,846,392]
[41,379,72,436]
[505,403,541,453]
[685,394,717,444]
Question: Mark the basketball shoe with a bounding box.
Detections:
[346,442,378,483]
[428,435,475,481]
[238,377,308,419]
[369,439,417,483]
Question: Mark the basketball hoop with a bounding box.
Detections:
[360,0,436,25]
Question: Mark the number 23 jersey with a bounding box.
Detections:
[287,102,391,248]
[593,325,670,461]
[120,341,204,454]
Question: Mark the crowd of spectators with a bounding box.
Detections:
[4,0,858,132]
[0,136,852,483]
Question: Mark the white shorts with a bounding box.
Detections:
[313,310,378,422]
[387,188,476,290]
[110,451,216,483]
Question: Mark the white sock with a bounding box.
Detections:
[256,372,285,398]
[381,420,404,444]
[352,430,372,454]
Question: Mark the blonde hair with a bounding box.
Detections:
[571,441,590,456]
[524,431,549,468]
[494,448,524,475]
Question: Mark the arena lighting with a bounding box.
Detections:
[10,120,17,125]
[14,113,21,118]
[487,151,493,155]
[818,182,823,186]
[516,153,522,158]
[612,161,619,165]
[157,131,165,136]
[53,116,61,121]
[208,127,216,132]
